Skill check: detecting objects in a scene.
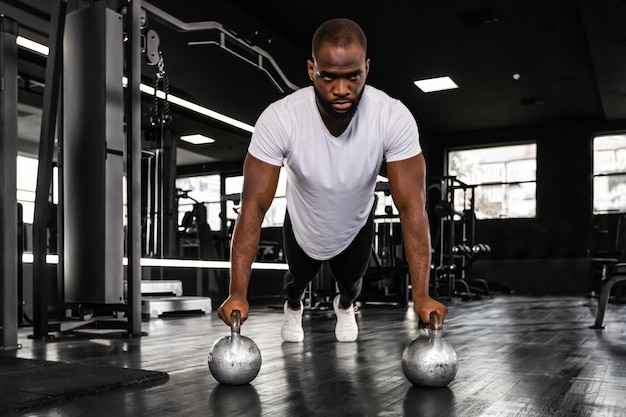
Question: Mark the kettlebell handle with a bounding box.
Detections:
[429,311,443,331]
[230,310,241,334]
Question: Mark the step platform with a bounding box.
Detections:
[142,296,212,319]
[138,280,212,319]
[125,280,184,297]
[140,280,183,296]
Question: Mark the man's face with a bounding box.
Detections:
[307,42,370,124]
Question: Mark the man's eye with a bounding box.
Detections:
[317,73,360,81]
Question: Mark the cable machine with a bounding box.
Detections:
[30,0,144,339]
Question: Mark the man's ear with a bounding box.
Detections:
[307,58,315,81]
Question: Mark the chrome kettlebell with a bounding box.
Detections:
[208,310,262,385]
[401,311,458,387]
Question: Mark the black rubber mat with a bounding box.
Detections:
[0,356,169,414]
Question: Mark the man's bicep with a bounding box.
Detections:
[242,154,282,212]
[386,154,427,211]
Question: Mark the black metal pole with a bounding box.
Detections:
[0,14,20,351]
[17,203,24,326]
[125,0,144,336]
[32,0,66,340]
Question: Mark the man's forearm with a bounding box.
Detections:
[229,209,265,297]
[400,210,432,299]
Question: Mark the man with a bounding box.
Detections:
[217,18,447,342]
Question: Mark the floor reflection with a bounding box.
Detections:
[403,385,456,417]
[209,383,261,417]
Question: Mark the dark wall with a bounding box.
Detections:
[423,118,626,295]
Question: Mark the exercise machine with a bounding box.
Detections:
[359,183,410,306]
[429,176,491,300]
[29,1,144,339]
[176,189,218,260]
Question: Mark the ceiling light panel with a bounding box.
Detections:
[181,134,215,144]
[414,76,459,93]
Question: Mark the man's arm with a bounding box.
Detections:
[217,154,281,325]
[386,153,448,324]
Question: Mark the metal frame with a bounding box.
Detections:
[125,0,144,336]
[0,15,20,350]
[31,0,66,340]
[142,1,299,93]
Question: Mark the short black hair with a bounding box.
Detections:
[312,18,367,59]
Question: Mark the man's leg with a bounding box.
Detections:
[281,210,321,342]
[328,208,375,341]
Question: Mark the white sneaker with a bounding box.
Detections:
[333,295,358,342]
[281,301,304,342]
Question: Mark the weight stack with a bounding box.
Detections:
[63,7,124,304]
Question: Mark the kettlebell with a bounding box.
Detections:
[208,310,262,385]
[401,311,458,387]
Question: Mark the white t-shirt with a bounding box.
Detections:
[248,85,421,260]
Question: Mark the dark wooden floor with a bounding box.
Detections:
[3,294,626,416]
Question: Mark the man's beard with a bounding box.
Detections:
[313,85,364,124]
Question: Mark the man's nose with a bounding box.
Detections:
[333,78,350,96]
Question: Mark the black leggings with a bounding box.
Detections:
[282,207,375,308]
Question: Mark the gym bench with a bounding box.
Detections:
[590,273,626,329]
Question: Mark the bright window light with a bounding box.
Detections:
[414,76,458,93]
[181,134,215,145]
[593,133,626,214]
[448,143,537,219]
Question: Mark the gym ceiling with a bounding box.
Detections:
[4,0,626,169]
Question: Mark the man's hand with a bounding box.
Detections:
[217,295,250,326]
[412,295,448,326]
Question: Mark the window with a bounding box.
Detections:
[16,155,38,224]
[224,175,243,228]
[224,169,287,228]
[447,143,537,219]
[593,133,626,214]
[175,174,222,230]
[16,155,58,224]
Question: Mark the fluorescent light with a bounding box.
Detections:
[16,36,49,55]
[139,258,231,268]
[414,76,458,93]
[167,94,254,132]
[139,258,289,270]
[21,254,289,270]
[19,37,255,133]
[136,81,255,133]
[181,134,215,145]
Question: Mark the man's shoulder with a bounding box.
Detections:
[361,85,407,117]
[363,85,402,107]
[257,87,312,127]
[271,86,313,110]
